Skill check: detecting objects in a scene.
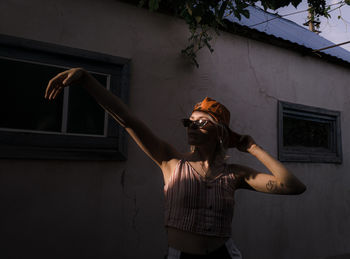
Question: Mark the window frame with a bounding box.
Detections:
[0,34,130,161]
[278,100,342,163]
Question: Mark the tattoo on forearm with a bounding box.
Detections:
[266,180,278,192]
[266,180,290,193]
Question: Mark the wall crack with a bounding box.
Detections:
[247,40,277,102]
[120,169,140,247]
[246,39,260,88]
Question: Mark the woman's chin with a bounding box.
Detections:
[188,140,197,146]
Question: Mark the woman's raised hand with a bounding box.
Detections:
[44,67,86,100]
[231,132,256,153]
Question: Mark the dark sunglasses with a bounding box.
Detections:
[181,118,212,129]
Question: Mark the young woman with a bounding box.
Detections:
[45,68,306,259]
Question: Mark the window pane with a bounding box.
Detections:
[283,116,330,148]
[66,74,107,135]
[0,58,64,132]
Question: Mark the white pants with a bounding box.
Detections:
[167,238,242,258]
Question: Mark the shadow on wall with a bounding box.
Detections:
[318,254,350,259]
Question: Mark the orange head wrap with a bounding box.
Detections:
[192,97,230,126]
[192,97,238,148]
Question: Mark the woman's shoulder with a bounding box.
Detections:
[162,153,192,185]
[163,152,191,166]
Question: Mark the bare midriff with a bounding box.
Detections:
[167,226,229,255]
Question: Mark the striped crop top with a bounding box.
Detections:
[164,159,238,237]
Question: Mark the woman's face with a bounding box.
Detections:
[187,111,218,146]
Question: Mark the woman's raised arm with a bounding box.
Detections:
[45,68,180,168]
[231,134,306,195]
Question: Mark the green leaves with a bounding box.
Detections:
[259,0,302,10]
[148,0,161,11]
[138,0,160,11]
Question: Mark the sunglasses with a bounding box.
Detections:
[181,118,212,129]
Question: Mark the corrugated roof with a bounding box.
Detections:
[226,6,350,64]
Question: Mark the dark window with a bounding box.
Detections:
[278,101,342,163]
[0,34,130,160]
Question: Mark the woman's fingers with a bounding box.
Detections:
[45,68,85,100]
[62,72,75,86]
[46,81,56,100]
[45,75,60,99]
[45,80,54,99]
[232,134,254,152]
[48,84,61,100]
[239,135,256,152]
[47,81,62,100]
[52,86,63,99]
[45,72,67,99]
[48,88,57,100]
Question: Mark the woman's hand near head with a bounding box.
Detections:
[231,132,256,153]
[45,68,86,100]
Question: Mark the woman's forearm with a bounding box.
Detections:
[45,68,179,167]
[248,144,306,193]
[80,70,132,127]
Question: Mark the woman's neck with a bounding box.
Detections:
[190,145,225,168]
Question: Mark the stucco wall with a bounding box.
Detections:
[1,0,350,258]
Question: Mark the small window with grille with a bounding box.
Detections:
[278,101,342,163]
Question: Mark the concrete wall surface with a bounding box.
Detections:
[1,0,350,258]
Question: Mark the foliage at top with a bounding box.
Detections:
[139,0,350,67]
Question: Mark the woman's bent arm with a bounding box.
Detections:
[247,144,306,194]
[45,68,180,168]
[234,144,306,195]
[230,134,306,195]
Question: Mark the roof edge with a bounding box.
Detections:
[222,19,350,69]
[119,0,350,69]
